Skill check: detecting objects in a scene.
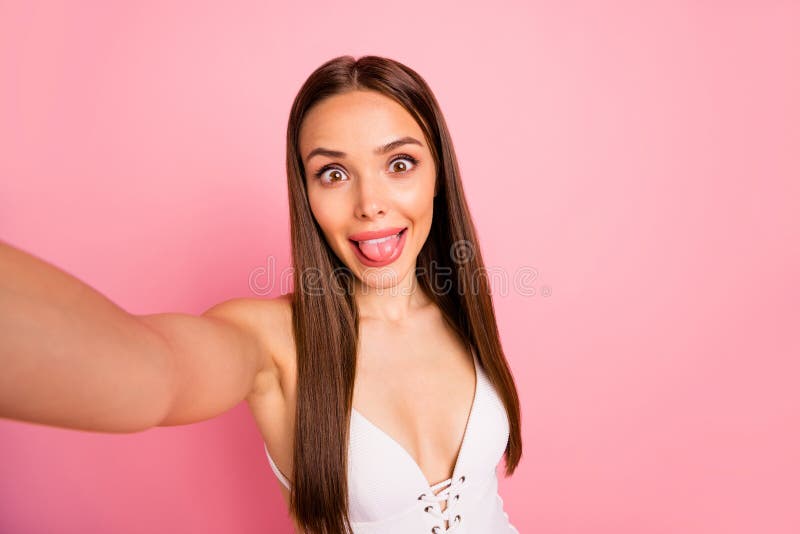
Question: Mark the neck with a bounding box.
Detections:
[353,269,432,322]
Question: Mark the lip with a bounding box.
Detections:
[348,226,407,242]
[348,227,408,268]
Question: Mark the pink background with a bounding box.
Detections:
[1,1,798,533]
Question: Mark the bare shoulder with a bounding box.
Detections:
[203,293,296,400]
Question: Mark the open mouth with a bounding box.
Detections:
[348,227,408,267]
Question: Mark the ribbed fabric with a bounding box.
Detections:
[263,345,519,533]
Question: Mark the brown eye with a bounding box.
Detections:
[389,154,419,174]
[314,165,349,185]
[391,160,408,172]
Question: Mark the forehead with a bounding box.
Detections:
[299,90,427,159]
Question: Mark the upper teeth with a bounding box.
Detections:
[359,231,402,244]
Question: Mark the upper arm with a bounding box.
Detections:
[138,297,281,427]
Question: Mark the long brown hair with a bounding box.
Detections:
[285,55,522,533]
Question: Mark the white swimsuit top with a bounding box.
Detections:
[263,345,519,533]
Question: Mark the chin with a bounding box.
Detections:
[354,265,407,290]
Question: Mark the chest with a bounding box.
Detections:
[351,333,477,485]
[249,318,478,484]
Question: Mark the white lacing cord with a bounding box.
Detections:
[417,475,469,532]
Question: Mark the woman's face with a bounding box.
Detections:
[299,90,437,289]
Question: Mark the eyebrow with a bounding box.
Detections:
[304,136,424,162]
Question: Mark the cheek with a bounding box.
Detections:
[398,178,436,219]
[308,192,346,238]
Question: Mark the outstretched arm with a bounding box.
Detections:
[0,240,272,433]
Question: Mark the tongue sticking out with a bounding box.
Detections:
[357,233,401,261]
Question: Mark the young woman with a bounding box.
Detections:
[0,55,522,533]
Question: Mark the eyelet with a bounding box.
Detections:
[424,505,433,513]
[459,475,465,483]
[454,494,460,501]
[455,514,461,522]
[417,492,427,500]
[431,527,441,533]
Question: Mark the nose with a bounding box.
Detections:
[353,174,387,220]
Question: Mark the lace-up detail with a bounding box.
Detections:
[417,475,468,532]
